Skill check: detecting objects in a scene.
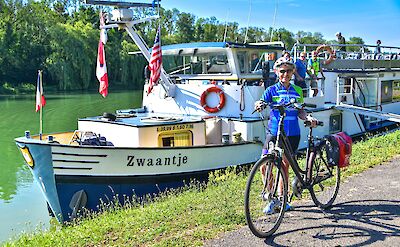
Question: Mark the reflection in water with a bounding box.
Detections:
[0,91,142,242]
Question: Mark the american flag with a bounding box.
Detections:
[35,71,46,112]
[96,11,108,97]
[147,26,162,95]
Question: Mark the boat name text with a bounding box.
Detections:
[157,124,193,132]
[127,154,188,167]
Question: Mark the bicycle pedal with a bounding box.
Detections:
[294,191,302,199]
[289,193,294,202]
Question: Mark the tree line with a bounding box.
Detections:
[0,0,365,94]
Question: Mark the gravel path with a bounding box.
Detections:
[204,156,400,247]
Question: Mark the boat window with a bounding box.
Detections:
[329,113,342,134]
[393,81,400,101]
[381,80,393,103]
[237,51,275,74]
[163,52,231,75]
[158,130,193,147]
[237,51,247,73]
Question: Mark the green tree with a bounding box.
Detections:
[295,31,326,45]
[175,12,195,43]
[271,28,296,49]
[347,36,365,52]
[46,21,97,90]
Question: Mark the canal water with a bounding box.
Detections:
[0,91,142,243]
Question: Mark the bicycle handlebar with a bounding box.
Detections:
[253,100,324,127]
[252,100,317,114]
[304,120,324,127]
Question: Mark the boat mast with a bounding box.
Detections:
[85,0,176,97]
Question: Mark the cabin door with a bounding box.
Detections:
[336,76,379,107]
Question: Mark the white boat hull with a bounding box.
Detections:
[16,138,261,221]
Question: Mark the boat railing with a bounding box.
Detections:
[292,43,400,71]
[297,77,325,98]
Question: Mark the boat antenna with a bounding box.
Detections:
[152,0,161,26]
[244,0,252,43]
[270,0,279,42]
[223,9,230,43]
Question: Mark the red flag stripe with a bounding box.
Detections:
[35,72,46,112]
[147,26,162,95]
[96,11,109,98]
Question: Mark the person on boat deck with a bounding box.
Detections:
[294,52,312,96]
[307,51,325,97]
[262,61,276,88]
[282,51,293,63]
[251,53,260,71]
[254,57,318,214]
[336,32,347,58]
[374,40,382,59]
[336,32,346,51]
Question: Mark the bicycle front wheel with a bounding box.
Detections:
[244,155,288,238]
[308,149,340,209]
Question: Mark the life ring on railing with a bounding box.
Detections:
[315,45,335,65]
[200,86,225,113]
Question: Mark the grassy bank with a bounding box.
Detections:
[5,130,400,247]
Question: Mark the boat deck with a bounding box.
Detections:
[79,113,204,127]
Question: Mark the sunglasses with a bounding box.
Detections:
[279,69,293,74]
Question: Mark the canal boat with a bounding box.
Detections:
[15,1,400,222]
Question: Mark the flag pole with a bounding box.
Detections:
[39,70,43,140]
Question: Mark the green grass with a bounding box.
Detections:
[4,130,400,247]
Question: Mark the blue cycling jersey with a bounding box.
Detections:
[260,82,304,136]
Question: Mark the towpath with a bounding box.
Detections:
[204,156,400,247]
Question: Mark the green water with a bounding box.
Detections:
[0,91,142,243]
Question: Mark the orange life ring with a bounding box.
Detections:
[315,45,335,65]
[200,86,225,113]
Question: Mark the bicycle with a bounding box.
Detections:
[244,100,340,238]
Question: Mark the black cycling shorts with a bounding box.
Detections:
[262,133,300,155]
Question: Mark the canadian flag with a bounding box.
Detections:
[96,11,108,97]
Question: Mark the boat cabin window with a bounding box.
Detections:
[158,131,193,147]
[394,80,400,101]
[329,114,342,134]
[381,80,393,103]
[237,51,276,74]
[163,52,231,75]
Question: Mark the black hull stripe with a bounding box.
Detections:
[53,159,100,164]
[54,162,254,184]
[52,152,107,157]
[54,167,93,170]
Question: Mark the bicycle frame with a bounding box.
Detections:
[273,107,317,187]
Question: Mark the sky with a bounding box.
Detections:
[161,0,400,47]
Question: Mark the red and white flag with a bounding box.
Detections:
[147,26,162,95]
[96,11,108,97]
[35,71,46,112]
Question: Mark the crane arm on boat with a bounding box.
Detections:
[335,103,400,123]
[87,1,176,98]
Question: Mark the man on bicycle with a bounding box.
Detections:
[255,57,318,214]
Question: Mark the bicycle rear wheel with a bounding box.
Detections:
[308,148,340,209]
[244,155,288,238]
